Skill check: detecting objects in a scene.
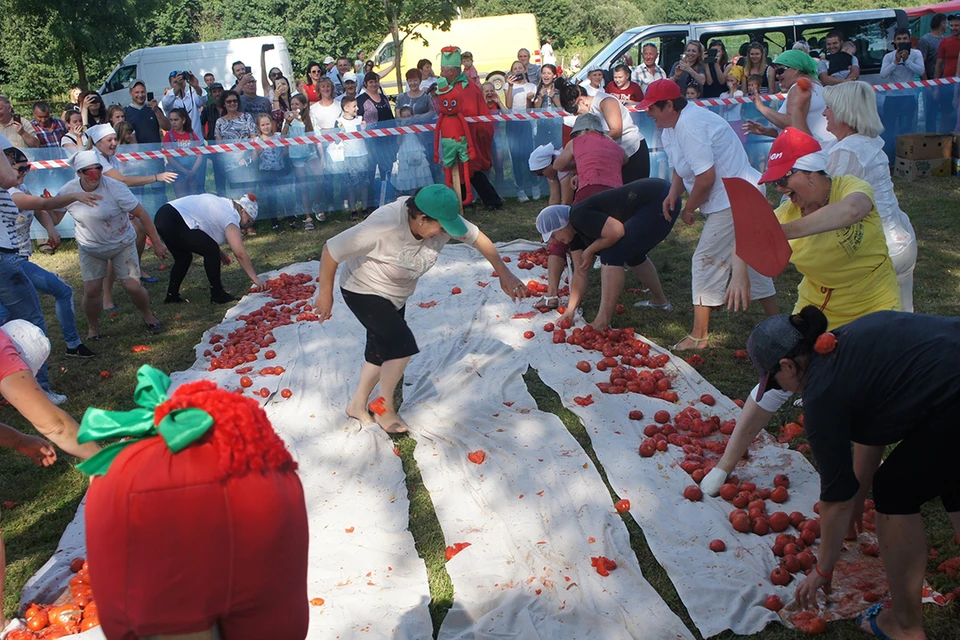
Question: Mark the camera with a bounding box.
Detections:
[706,48,719,63]
[147,91,154,101]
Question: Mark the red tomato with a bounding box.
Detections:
[544,322,555,332]
[700,393,716,406]
[281,388,292,398]
[733,350,748,360]
[719,483,738,501]
[768,512,790,533]
[770,566,792,586]
[615,303,625,314]
[732,514,751,533]
[27,609,49,630]
[259,387,270,398]
[773,474,790,489]
[796,77,812,91]
[559,318,572,330]
[451,287,462,295]
[813,332,837,354]
[638,441,656,457]
[69,557,85,573]
[764,595,784,612]
[770,486,789,503]
[629,410,644,421]
[654,410,670,424]
[467,450,486,465]
[240,376,253,388]
[265,350,277,359]
[523,331,535,339]
[615,499,630,513]
[783,554,801,573]
[709,539,726,552]
[683,485,703,502]
[752,518,769,536]
[789,512,805,528]
[576,361,591,373]
[100,370,111,379]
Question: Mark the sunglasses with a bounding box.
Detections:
[270,72,283,79]
[16,165,30,175]
[774,66,787,76]
[224,99,239,104]
[310,69,322,74]
[80,166,103,176]
[774,169,797,188]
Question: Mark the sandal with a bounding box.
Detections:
[672,334,710,351]
[37,241,56,255]
[145,321,162,334]
[855,603,892,640]
[533,295,559,310]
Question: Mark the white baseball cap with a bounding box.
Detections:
[2,320,51,375]
[323,56,335,64]
[235,193,258,220]
[342,72,358,83]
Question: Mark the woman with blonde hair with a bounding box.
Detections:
[670,41,707,91]
[822,81,917,312]
[742,42,776,94]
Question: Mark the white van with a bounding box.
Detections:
[576,9,910,86]
[98,36,294,106]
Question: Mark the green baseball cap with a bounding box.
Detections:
[773,50,818,76]
[414,185,467,236]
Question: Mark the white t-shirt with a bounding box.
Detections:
[92,148,122,172]
[661,104,761,214]
[326,196,481,308]
[508,82,536,110]
[587,91,643,157]
[542,42,556,66]
[6,186,35,257]
[170,194,241,246]
[57,176,139,251]
[580,81,602,97]
[777,82,835,148]
[310,101,341,132]
[825,134,915,258]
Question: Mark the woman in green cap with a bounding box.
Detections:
[314,185,528,434]
[743,49,836,147]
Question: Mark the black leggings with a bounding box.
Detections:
[872,418,960,515]
[155,204,225,297]
[341,289,419,366]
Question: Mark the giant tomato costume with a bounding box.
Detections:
[439,46,494,175]
[78,366,309,640]
[434,77,476,205]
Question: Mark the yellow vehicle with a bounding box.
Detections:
[371,13,540,94]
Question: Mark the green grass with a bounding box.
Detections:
[1,176,959,638]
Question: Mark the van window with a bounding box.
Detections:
[798,19,899,73]
[377,42,396,66]
[104,65,138,94]
[632,32,688,73]
[699,31,789,67]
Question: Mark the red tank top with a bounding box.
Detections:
[573,133,624,192]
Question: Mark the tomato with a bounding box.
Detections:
[131,345,152,353]
[615,499,630,513]
[638,441,656,457]
[265,350,277,359]
[733,349,748,360]
[576,361,591,373]
[732,514,751,533]
[753,518,770,536]
[69,557,85,573]
[719,483,738,501]
[523,331,535,339]
[770,566,792,586]
[796,77,812,91]
[653,410,670,424]
[700,393,716,406]
[559,318,572,330]
[76,567,89,584]
[732,492,751,509]
[80,615,101,631]
[683,485,703,502]
[27,609,49,630]
[768,512,790,533]
[770,486,789,503]
[783,554,801,573]
[451,287,462,295]
[467,450,486,465]
[310,597,325,606]
[773,474,790,489]
[259,387,270,398]
[709,539,726,552]
[573,395,594,407]
[280,388,292,399]
[240,376,253,388]
[615,303,625,314]
[764,595,784,612]
[100,370,111,380]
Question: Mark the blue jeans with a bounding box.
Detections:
[0,260,81,349]
[0,253,50,389]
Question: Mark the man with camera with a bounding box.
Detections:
[880,29,926,160]
[0,96,39,149]
[161,70,207,135]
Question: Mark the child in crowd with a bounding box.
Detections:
[391,106,434,195]
[482,82,508,191]
[719,66,746,144]
[335,96,369,219]
[580,68,605,96]
[253,113,293,231]
[462,51,481,86]
[685,84,701,100]
[162,108,205,198]
[745,74,763,99]
[282,93,324,227]
[841,41,857,57]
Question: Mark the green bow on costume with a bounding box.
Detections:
[76,365,214,477]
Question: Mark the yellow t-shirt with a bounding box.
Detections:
[775,175,900,330]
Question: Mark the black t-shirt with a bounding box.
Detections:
[803,311,960,502]
[826,51,853,76]
[701,63,725,98]
[356,92,395,124]
[124,104,162,144]
[568,179,669,251]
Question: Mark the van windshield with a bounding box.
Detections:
[104,64,138,94]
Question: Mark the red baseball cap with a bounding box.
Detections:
[637,79,682,110]
[758,127,824,184]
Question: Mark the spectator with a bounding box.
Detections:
[818,31,859,85]
[113,121,137,145]
[60,111,86,150]
[309,77,340,131]
[355,50,365,74]
[395,69,434,117]
[519,48,540,83]
[270,76,293,128]
[792,41,811,54]
[686,85,701,100]
[559,80,649,183]
[204,72,216,89]
[542,37,556,66]
[641,79,777,350]
[357,72,397,208]
[65,86,82,112]
[418,59,439,93]
[335,72,360,105]
[0,96,39,149]
[162,108,205,198]
[605,64,643,105]
[335,96,369,217]
[56,150,168,338]
[580,68,605,96]
[105,105,124,127]
[744,50,835,147]
[701,39,729,98]
[162,70,207,132]
[742,42,776,94]
[238,74,271,119]
[229,60,247,92]
[919,13,948,133]
[323,56,337,82]
[531,64,564,149]
[260,48,284,101]
[439,47,504,209]
[462,52,480,86]
[880,29,925,160]
[124,80,171,144]
[252,114,293,231]
[329,57,353,96]
[632,43,667,94]
[214,90,259,206]
[745,74,763,99]
[719,66,747,144]
[78,91,108,128]
[934,14,960,133]
[200,83,226,195]
[392,106,433,195]
[302,61,324,103]
[570,53,582,73]
[155,193,265,304]
[364,60,375,76]
[504,60,538,202]
[2,146,98,359]
[671,41,707,92]
[281,94,323,225]
[824,81,917,312]
[30,102,67,148]
[482,82,508,191]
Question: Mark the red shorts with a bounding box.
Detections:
[86,436,310,640]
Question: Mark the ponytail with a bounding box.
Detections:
[559,81,584,115]
[789,305,829,355]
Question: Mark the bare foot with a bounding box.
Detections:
[346,402,375,424]
[589,317,611,331]
[374,410,408,434]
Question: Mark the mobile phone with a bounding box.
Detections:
[244,66,252,74]
[897,42,911,51]
[147,91,154,101]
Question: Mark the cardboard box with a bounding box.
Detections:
[894,157,951,181]
[895,134,953,160]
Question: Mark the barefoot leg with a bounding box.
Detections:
[346,362,380,424]
[373,356,412,433]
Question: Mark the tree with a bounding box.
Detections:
[379,0,462,94]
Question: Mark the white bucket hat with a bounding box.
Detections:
[234,193,258,220]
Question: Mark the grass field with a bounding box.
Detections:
[0,175,958,638]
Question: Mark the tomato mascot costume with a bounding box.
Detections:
[77,365,309,640]
[434,75,476,205]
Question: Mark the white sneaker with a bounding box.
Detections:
[44,390,67,405]
[531,185,541,200]
[517,190,529,203]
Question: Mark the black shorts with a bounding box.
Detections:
[621,139,651,185]
[871,416,960,515]
[341,289,419,366]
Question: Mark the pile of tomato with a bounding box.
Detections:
[516,248,549,270]
[10,558,99,639]
[202,273,317,374]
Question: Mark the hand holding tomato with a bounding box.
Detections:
[795,568,831,610]
[249,276,267,292]
[152,241,170,262]
[315,290,334,323]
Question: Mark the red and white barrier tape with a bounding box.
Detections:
[28,76,960,170]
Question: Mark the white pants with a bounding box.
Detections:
[691,208,776,307]
[891,239,917,313]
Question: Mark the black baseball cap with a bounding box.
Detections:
[746,314,802,400]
